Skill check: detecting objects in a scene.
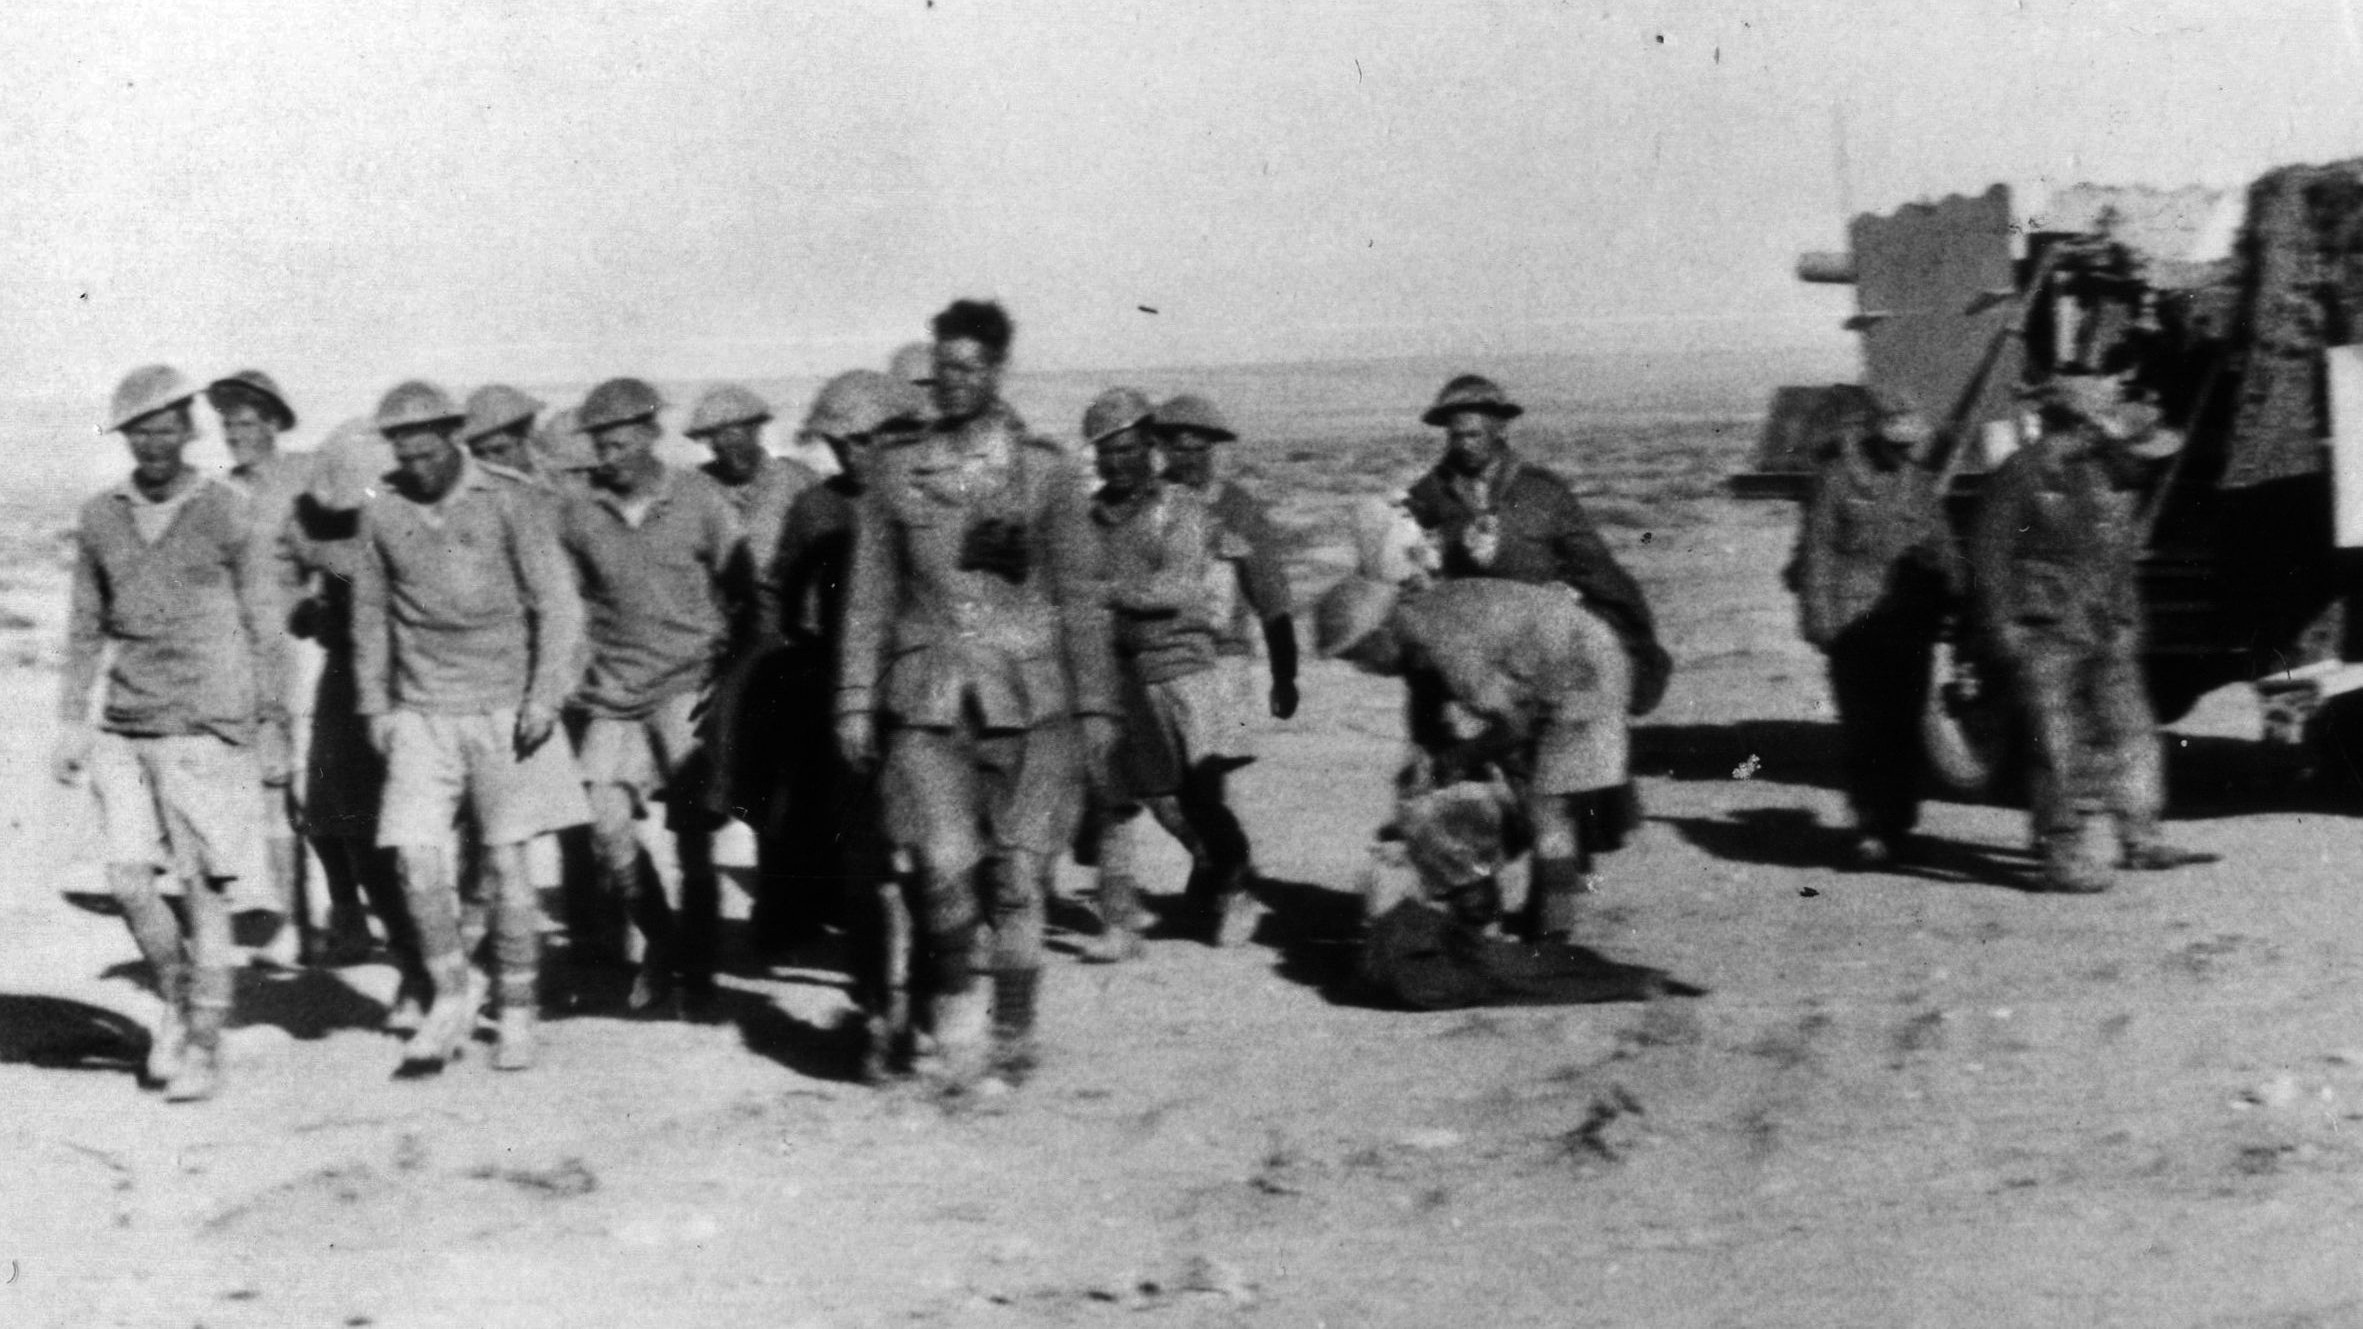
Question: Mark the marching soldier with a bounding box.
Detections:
[765,369,933,1074]
[1314,573,1632,941]
[837,300,1116,1088]
[57,365,291,1100]
[208,369,316,965]
[1791,388,1961,865]
[559,377,749,1016]
[1083,388,1257,957]
[685,383,816,594]
[353,380,587,1073]
[1969,375,2212,893]
[459,384,554,484]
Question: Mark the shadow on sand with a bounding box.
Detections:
[1658,806,2044,891]
[0,993,146,1072]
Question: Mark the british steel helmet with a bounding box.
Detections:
[1313,575,1404,658]
[1155,393,1237,442]
[373,380,465,436]
[577,377,665,432]
[684,383,772,438]
[804,370,930,440]
[204,369,297,430]
[1082,387,1155,447]
[461,384,545,442]
[307,416,397,511]
[105,364,198,434]
[1420,374,1523,427]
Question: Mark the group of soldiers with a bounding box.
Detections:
[1789,374,2214,893]
[68,297,1485,1102]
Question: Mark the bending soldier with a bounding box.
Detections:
[1968,375,2211,893]
[837,300,1117,1088]
[57,366,292,1101]
[1791,388,1961,866]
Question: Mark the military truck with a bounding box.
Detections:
[1738,164,2363,791]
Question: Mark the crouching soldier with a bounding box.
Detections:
[837,300,1116,1088]
[1969,375,2212,893]
[1315,574,1630,942]
[353,381,589,1073]
[56,365,292,1101]
[1792,388,1961,866]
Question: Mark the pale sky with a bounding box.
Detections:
[10,0,2363,418]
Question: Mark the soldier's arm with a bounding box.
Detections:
[835,484,894,719]
[350,508,394,717]
[227,493,292,730]
[59,519,106,726]
[1046,458,1118,717]
[508,494,586,714]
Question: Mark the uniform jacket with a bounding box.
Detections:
[62,474,287,743]
[837,404,1115,729]
[1094,480,1219,685]
[1404,453,1669,714]
[1391,579,1629,755]
[1968,429,2146,653]
[1793,443,1960,646]
[352,457,584,717]
[558,464,749,720]
[765,475,860,654]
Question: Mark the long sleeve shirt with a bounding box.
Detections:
[838,404,1115,728]
[1793,443,1959,646]
[1968,429,2145,652]
[351,457,584,717]
[62,474,288,743]
[558,465,749,719]
[1094,481,1219,685]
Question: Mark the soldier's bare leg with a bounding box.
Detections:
[392,845,474,1075]
[483,840,541,1070]
[167,875,235,1102]
[587,784,677,1014]
[1179,764,1259,947]
[108,862,188,1087]
[252,825,307,968]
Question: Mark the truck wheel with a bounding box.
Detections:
[1922,644,2018,799]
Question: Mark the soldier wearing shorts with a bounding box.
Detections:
[560,377,749,1016]
[353,380,588,1074]
[56,365,292,1102]
[837,299,1117,1088]
[1081,388,1257,958]
[1318,575,1632,942]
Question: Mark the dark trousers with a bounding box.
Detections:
[1823,615,1939,838]
[2013,630,2161,845]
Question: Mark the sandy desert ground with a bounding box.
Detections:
[5,414,2363,1328]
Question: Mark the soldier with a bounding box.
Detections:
[559,377,749,1016]
[279,420,408,976]
[1314,574,1632,941]
[888,341,936,391]
[1791,388,1961,866]
[56,365,291,1101]
[837,299,1116,1087]
[685,383,816,594]
[1401,374,1666,933]
[207,369,315,966]
[1083,388,1257,956]
[353,380,587,1073]
[1969,375,2213,893]
[459,384,550,481]
[764,370,932,1073]
[1148,393,1296,909]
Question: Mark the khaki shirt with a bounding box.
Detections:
[558,465,748,720]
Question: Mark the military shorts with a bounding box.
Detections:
[89,731,267,884]
[575,689,715,830]
[880,715,1084,875]
[1112,666,1243,798]
[377,708,590,849]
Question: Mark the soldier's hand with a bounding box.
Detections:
[366,715,399,759]
[257,720,294,787]
[836,711,877,772]
[514,702,558,757]
[1269,676,1299,720]
[1080,714,1120,785]
[50,723,92,786]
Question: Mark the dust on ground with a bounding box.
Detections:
[5,422,2363,1329]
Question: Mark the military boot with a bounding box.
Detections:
[164,971,230,1103]
[1079,874,1145,964]
[492,967,538,1072]
[2040,826,2111,894]
[1524,857,1592,943]
[1209,867,1263,949]
[396,953,477,1078]
[143,962,189,1089]
[917,984,992,1090]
